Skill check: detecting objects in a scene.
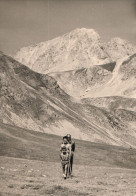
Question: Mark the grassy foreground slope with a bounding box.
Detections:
[0,122,136,169]
[1,123,136,196]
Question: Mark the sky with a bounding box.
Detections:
[0,0,136,55]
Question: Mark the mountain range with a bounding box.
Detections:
[0,28,136,147]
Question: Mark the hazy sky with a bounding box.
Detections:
[0,0,136,55]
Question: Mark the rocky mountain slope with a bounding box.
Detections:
[49,62,115,97]
[14,28,112,73]
[104,37,136,61]
[50,53,136,98]
[0,52,136,147]
[14,28,136,75]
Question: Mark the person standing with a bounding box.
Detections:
[60,137,71,179]
[66,134,75,175]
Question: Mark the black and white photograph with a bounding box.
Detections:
[0,0,136,195]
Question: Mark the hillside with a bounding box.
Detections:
[82,96,136,131]
[0,52,136,147]
[83,53,136,98]
[49,53,136,99]
[0,51,90,140]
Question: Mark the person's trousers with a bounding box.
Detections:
[70,154,74,173]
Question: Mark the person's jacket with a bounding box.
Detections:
[69,140,75,152]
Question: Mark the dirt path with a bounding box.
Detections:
[1,156,136,196]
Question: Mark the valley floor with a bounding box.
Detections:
[1,156,136,196]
